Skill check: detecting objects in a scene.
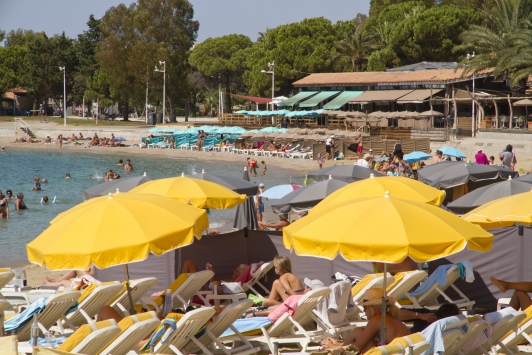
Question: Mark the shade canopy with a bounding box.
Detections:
[270,178,349,213]
[439,147,466,158]
[260,183,301,200]
[418,161,518,189]
[27,193,209,270]
[396,89,443,104]
[403,151,431,163]
[278,92,319,107]
[311,175,445,215]
[82,173,154,201]
[419,110,444,117]
[191,170,258,196]
[283,193,493,263]
[513,99,532,106]
[308,165,383,182]
[323,91,364,110]
[299,91,340,108]
[447,177,532,215]
[463,191,532,229]
[349,90,413,104]
[129,174,247,209]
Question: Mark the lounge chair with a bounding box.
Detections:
[365,343,407,355]
[387,270,427,302]
[352,273,394,305]
[444,319,488,355]
[110,277,158,317]
[142,270,214,313]
[402,264,475,310]
[0,335,17,355]
[99,311,160,355]
[496,306,532,354]
[0,299,10,336]
[241,262,273,298]
[226,287,331,355]
[468,312,527,355]
[420,315,468,355]
[315,280,354,338]
[6,291,81,341]
[49,319,121,354]
[185,299,260,355]
[390,332,430,355]
[0,269,15,290]
[154,307,217,354]
[61,283,124,331]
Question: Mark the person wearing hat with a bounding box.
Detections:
[355,153,371,168]
[322,288,410,352]
[475,148,489,165]
[325,135,335,160]
[258,213,290,231]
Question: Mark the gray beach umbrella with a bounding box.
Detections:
[446,176,532,214]
[418,161,518,189]
[233,167,258,230]
[515,174,532,183]
[308,165,383,182]
[271,177,349,213]
[193,169,258,196]
[82,172,154,200]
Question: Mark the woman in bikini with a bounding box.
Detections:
[262,256,305,307]
[15,193,28,210]
[322,288,410,353]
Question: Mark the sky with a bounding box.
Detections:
[0,0,370,42]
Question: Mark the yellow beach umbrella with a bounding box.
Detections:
[311,175,445,214]
[27,193,209,270]
[129,173,246,209]
[462,190,532,229]
[284,192,493,263]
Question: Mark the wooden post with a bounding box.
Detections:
[508,95,513,125]
[492,98,498,128]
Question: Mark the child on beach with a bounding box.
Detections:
[261,161,267,175]
[318,153,324,169]
[32,176,41,191]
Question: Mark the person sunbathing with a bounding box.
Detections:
[258,213,290,231]
[268,141,277,152]
[491,276,532,310]
[262,256,305,307]
[322,288,410,353]
[280,143,290,152]
[41,267,94,288]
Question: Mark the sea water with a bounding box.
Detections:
[0,149,298,266]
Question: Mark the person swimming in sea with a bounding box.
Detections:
[65,173,71,179]
[31,176,41,191]
[117,159,124,166]
[42,196,49,204]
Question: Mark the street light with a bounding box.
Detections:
[467,52,475,137]
[59,66,66,127]
[261,61,275,111]
[154,61,166,124]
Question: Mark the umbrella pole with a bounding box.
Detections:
[123,264,136,315]
[381,263,388,345]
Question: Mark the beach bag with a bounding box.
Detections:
[221,282,244,294]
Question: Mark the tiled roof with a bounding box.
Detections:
[293,69,492,87]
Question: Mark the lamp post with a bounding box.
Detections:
[261,61,275,111]
[466,52,475,137]
[59,66,66,127]
[154,61,166,124]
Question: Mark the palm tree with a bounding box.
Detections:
[458,0,532,95]
[333,24,378,72]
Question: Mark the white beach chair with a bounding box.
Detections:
[9,291,81,341]
[496,307,532,354]
[154,307,217,354]
[314,280,354,338]
[387,270,427,302]
[0,269,15,290]
[179,143,190,150]
[444,319,488,355]
[390,333,430,355]
[110,277,158,317]
[232,287,332,355]
[352,273,395,305]
[0,299,10,336]
[61,283,124,331]
[468,312,526,355]
[99,311,160,355]
[403,265,475,310]
[241,262,273,298]
[185,299,260,355]
[143,270,214,313]
[63,320,121,354]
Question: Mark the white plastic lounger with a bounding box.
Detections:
[468,312,526,355]
[143,270,214,313]
[444,319,488,355]
[62,283,124,331]
[99,311,160,355]
[497,309,532,353]
[387,270,427,302]
[241,262,273,298]
[67,321,122,354]
[390,333,430,355]
[185,299,260,355]
[13,291,81,341]
[154,307,217,354]
[0,299,10,336]
[352,273,394,305]
[231,287,331,355]
[315,281,354,338]
[110,277,158,317]
[0,270,15,290]
[403,265,475,310]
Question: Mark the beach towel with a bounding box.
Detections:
[235,261,265,284]
[268,295,303,323]
[457,261,474,283]
[220,317,272,337]
[408,265,454,297]
[421,315,467,355]
[248,294,265,305]
[4,297,48,333]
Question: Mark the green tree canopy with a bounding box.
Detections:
[0,46,29,94]
[243,17,344,97]
[369,0,433,17]
[189,34,253,111]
